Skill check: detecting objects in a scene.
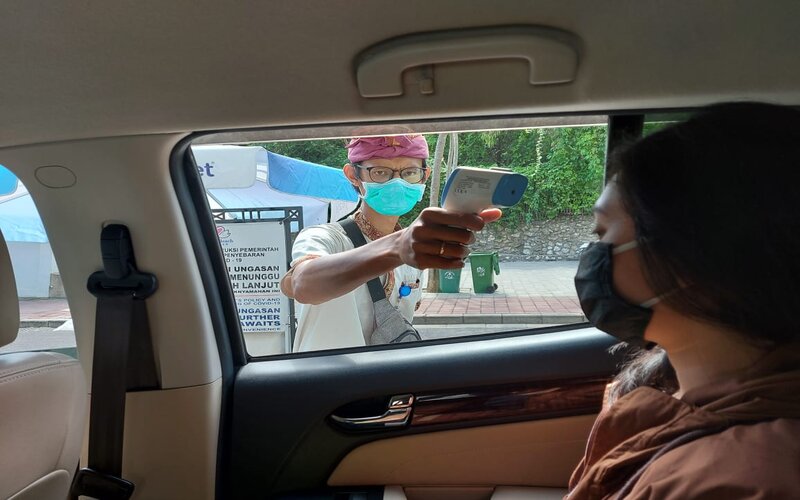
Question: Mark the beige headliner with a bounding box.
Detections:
[1,0,799,148]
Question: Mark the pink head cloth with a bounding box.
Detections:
[346,135,429,163]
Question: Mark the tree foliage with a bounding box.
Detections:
[251,125,608,228]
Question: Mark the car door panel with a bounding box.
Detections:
[329,414,596,487]
[227,326,619,498]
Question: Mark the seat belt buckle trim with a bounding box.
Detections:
[87,270,158,299]
[87,224,158,299]
[71,467,135,500]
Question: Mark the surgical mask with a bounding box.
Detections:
[574,240,660,347]
[362,178,426,216]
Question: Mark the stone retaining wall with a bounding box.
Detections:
[472,214,594,261]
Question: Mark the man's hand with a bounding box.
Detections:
[396,207,502,269]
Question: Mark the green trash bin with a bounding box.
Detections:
[438,268,462,293]
[469,252,500,293]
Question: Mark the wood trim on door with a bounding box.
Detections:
[411,378,608,427]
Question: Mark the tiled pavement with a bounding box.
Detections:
[415,261,583,324]
[19,298,72,327]
[19,261,584,326]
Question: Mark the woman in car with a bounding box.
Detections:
[568,102,800,499]
[281,134,500,351]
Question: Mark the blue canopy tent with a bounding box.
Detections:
[0,177,54,297]
[0,165,18,196]
[264,151,359,203]
[192,146,359,228]
[0,190,48,244]
[0,165,45,244]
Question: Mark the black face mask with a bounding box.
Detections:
[574,241,657,347]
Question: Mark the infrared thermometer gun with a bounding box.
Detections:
[440,167,528,213]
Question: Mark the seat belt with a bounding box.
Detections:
[71,224,159,500]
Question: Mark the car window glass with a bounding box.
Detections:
[0,167,76,358]
[193,121,607,357]
[643,113,685,136]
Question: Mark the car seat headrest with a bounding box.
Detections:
[0,229,20,347]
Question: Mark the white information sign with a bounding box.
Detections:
[216,221,289,335]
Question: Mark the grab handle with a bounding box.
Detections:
[355,26,579,98]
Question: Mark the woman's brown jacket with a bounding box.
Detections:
[566,346,800,499]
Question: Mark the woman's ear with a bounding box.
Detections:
[343,163,363,195]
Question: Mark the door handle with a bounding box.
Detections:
[330,394,414,430]
[355,26,579,98]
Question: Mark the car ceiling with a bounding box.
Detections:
[1,0,799,148]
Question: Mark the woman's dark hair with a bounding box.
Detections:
[607,102,800,401]
[606,345,678,405]
[611,102,800,345]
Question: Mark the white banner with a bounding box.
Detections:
[216,221,289,334]
[192,145,259,189]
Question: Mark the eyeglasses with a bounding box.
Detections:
[353,163,428,184]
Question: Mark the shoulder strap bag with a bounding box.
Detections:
[339,218,422,345]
